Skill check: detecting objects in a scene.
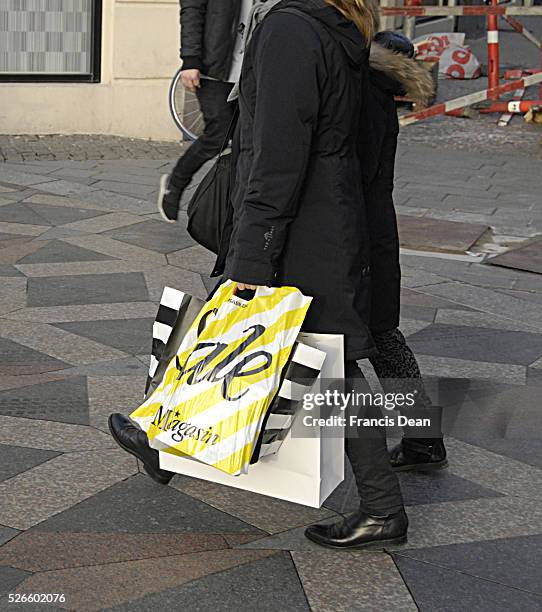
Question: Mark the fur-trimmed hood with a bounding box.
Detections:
[369,44,434,107]
[274,0,434,108]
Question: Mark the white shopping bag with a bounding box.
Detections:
[159,332,344,508]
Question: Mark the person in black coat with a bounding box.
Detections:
[364,32,448,476]
[219,0,434,549]
[108,0,443,548]
[158,0,253,222]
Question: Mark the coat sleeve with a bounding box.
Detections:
[180,0,208,70]
[228,14,322,286]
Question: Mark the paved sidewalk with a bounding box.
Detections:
[0,135,184,163]
[0,140,541,611]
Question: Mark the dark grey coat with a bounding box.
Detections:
[180,0,242,80]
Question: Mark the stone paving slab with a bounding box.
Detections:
[104,219,194,254]
[0,221,49,237]
[3,302,157,324]
[0,415,116,452]
[415,354,526,384]
[27,272,150,308]
[0,526,19,547]
[397,215,489,254]
[398,534,542,597]
[0,376,89,425]
[0,320,127,365]
[36,474,263,535]
[488,238,542,275]
[15,550,279,612]
[444,439,542,500]
[143,265,208,301]
[87,375,147,432]
[18,240,116,265]
[0,444,60,483]
[61,235,166,265]
[14,260,160,279]
[325,469,502,514]
[0,531,234,573]
[293,551,417,612]
[0,264,23,277]
[439,283,542,329]
[59,212,143,234]
[393,555,542,612]
[0,336,68,376]
[434,308,540,333]
[171,476,336,535]
[0,448,138,530]
[0,566,30,598]
[24,202,107,227]
[408,323,542,366]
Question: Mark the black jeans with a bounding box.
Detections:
[344,359,404,516]
[170,79,236,191]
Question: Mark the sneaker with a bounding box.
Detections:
[157,174,182,223]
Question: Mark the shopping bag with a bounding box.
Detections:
[131,280,312,476]
[142,285,326,464]
[159,333,345,508]
[252,340,326,461]
[144,286,205,398]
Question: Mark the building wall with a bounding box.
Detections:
[1,0,182,141]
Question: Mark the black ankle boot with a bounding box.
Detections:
[108,413,174,485]
[305,508,408,550]
[390,438,448,472]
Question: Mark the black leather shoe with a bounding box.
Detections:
[305,508,408,550]
[390,438,448,472]
[108,413,174,485]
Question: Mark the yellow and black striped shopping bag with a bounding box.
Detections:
[131,280,312,476]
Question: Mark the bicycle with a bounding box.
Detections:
[168,67,205,142]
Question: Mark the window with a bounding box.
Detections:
[0,0,102,81]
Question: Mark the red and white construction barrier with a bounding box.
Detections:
[381,6,542,17]
[481,99,541,114]
[503,15,542,50]
[390,2,542,125]
[400,71,542,126]
[497,88,525,126]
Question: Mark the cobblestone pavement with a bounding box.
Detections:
[0,140,541,611]
[0,134,186,163]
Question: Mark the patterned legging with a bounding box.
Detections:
[368,328,441,439]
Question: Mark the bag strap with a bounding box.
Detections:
[218,105,240,157]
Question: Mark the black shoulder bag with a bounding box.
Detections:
[186,108,239,255]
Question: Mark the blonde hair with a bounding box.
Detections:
[325,0,380,42]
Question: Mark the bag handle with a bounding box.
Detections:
[224,279,275,302]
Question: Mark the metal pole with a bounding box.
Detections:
[487,0,500,98]
[403,0,416,40]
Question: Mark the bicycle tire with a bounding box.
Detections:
[168,67,205,142]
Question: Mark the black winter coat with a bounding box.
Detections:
[180,0,241,80]
[223,0,377,360]
[364,73,402,334]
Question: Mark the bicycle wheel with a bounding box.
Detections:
[169,67,205,142]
